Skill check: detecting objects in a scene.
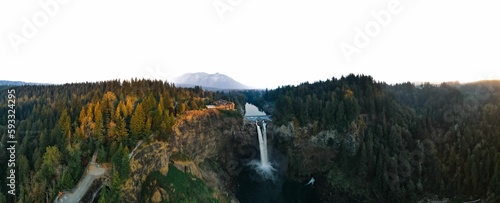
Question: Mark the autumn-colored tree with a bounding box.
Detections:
[189,99,199,110]
[1,77,499,202]
[94,102,105,144]
[102,91,117,124]
[116,100,128,119]
[125,95,137,117]
[130,102,146,140]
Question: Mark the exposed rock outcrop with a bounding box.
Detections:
[122,109,259,202]
[269,117,365,181]
[170,109,259,200]
[122,141,170,202]
[171,109,242,162]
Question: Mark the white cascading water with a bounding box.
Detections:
[256,121,269,166]
[250,120,275,180]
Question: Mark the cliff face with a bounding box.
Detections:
[122,109,258,202]
[121,108,365,202]
[122,141,170,202]
[269,118,365,180]
[171,109,241,162]
[170,109,260,198]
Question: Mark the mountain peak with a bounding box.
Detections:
[172,72,252,90]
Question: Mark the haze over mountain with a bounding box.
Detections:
[172,72,252,90]
[0,80,48,86]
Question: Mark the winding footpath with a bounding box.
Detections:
[55,153,108,203]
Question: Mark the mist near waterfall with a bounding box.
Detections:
[248,121,277,181]
[236,123,319,203]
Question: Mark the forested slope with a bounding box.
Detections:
[0,79,224,202]
[1,75,499,202]
[258,74,500,202]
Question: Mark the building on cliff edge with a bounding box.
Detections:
[206,100,235,110]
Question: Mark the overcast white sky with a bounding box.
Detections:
[1,0,499,89]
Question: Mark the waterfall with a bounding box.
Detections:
[262,121,267,150]
[256,121,269,166]
[250,121,275,180]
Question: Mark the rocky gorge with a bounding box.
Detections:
[118,107,366,202]
[121,109,260,202]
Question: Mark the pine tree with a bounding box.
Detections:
[121,147,130,180]
[116,116,128,141]
[109,171,122,202]
[39,146,61,179]
[143,93,157,113]
[67,145,82,186]
[189,99,199,110]
[116,100,128,118]
[470,155,479,192]
[335,101,346,130]
[125,96,136,118]
[150,110,162,134]
[94,102,105,144]
[0,185,6,203]
[488,153,500,200]
[106,120,117,141]
[112,144,124,174]
[18,155,29,184]
[108,141,118,161]
[60,168,74,189]
[58,109,71,142]
[130,103,145,140]
[98,145,107,162]
[102,91,117,128]
[158,95,165,115]
[78,106,90,140]
[98,187,108,203]
[145,115,152,137]
[159,111,174,140]
[358,143,368,178]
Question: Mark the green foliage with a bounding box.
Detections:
[98,145,107,163]
[120,147,130,181]
[326,166,369,201]
[58,109,71,142]
[66,144,83,184]
[38,146,61,180]
[60,168,74,190]
[18,155,29,184]
[0,79,222,202]
[94,102,105,144]
[98,186,108,203]
[217,109,242,118]
[109,142,131,192]
[109,171,122,202]
[1,77,499,202]
[130,103,146,140]
[141,165,219,203]
[265,74,369,130]
[0,189,5,203]
[261,75,500,202]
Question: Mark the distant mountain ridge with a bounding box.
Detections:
[0,80,48,86]
[172,72,252,90]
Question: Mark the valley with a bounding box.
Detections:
[1,75,500,202]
